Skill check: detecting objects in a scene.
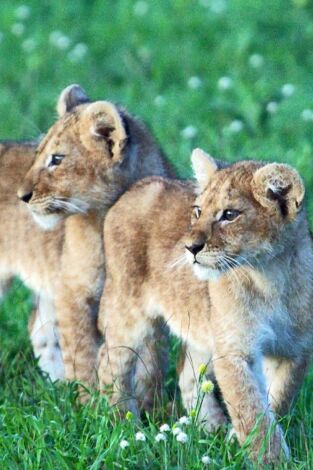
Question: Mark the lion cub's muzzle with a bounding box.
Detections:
[185,241,227,270]
[185,242,205,259]
[18,189,33,204]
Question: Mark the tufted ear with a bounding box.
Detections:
[81,101,127,161]
[191,148,218,192]
[57,84,90,117]
[251,163,305,220]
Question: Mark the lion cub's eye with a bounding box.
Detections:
[192,205,201,219]
[48,154,65,168]
[219,209,241,222]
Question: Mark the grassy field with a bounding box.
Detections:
[1,0,313,468]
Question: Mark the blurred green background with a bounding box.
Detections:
[1,1,313,467]
[1,0,313,188]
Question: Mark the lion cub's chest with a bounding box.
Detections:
[246,272,298,358]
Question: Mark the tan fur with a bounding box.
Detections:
[98,150,313,462]
[1,85,171,401]
[0,141,64,379]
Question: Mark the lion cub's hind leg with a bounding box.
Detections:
[133,317,169,412]
[179,345,227,431]
[98,291,155,416]
[29,295,65,381]
[263,355,309,416]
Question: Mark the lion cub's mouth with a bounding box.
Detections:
[185,248,242,281]
[30,196,89,216]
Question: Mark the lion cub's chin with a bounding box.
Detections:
[31,212,62,231]
[192,264,221,282]
[185,249,221,281]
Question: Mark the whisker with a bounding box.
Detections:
[52,198,88,214]
[220,257,241,286]
[167,254,188,270]
[222,254,252,284]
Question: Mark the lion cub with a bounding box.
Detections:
[1,85,170,401]
[98,148,313,462]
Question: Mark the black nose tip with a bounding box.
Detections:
[185,243,205,256]
[19,192,33,203]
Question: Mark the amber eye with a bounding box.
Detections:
[219,209,241,222]
[192,205,201,219]
[48,154,65,167]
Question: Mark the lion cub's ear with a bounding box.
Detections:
[251,163,305,220]
[57,84,90,117]
[81,101,127,161]
[191,148,218,192]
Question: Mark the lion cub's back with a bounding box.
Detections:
[104,177,195,279]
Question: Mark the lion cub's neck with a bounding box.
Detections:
[97,111,173,214]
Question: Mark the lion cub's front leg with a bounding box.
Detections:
[28,295,64,381]
[213,340,289,463]
[56,214,104,387]
[0,275,12,299]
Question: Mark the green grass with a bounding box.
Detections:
[1,0,313,468]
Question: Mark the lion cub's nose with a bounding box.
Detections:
[18,191,33,203]
[185,243,205,256]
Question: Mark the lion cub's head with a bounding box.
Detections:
[185,148,305,281]
[18,84,129,230]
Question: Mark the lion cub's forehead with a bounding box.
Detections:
[199,162,258,206]
[37,112,81,156]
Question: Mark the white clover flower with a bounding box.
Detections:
[160,423,170,432]
[176,431,188,443]
[22,38,36,53]
[301,109,313,121]
[133,1,149,16]
[281,83,295,97]
[202,455,211,464]
[249,53,264,68]
[15,5,31,20]
[188,76,202,89]
[228,120,244,134]
[49,31,70,50]
[56,36,70,49]
[172,426,182,436]
[138,46,151,61]
[181,125,198,139]
[179,416,191,425]
[154,95,166,107]
[11,23,25,36]
[135,431,146,442]
[266,101,278,114]
[49,30,62,44]
[68,43,88,62]
[119,439,129,449]
[210,0,227,14]
[155,432,167,442]
[218,76,233,91]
